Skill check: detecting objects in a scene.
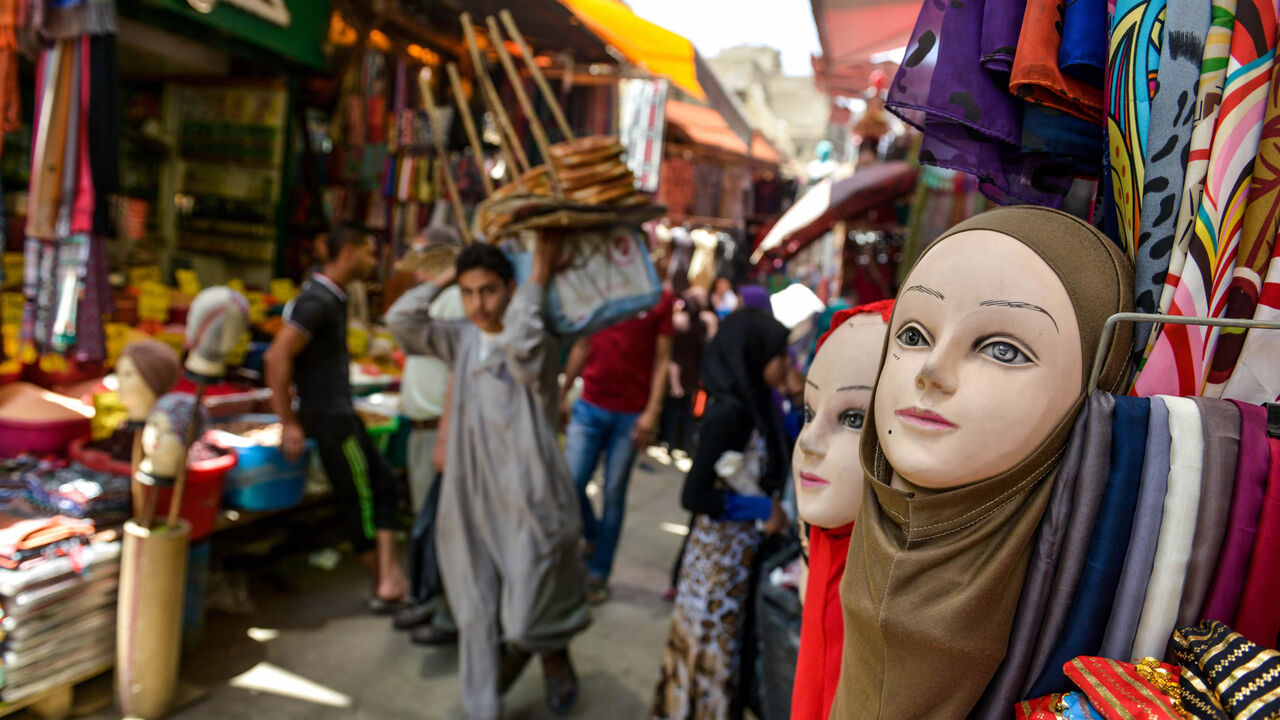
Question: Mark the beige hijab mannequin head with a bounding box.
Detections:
[874,230,1084,489]
[794,303,892,528]
[116,340,181,424]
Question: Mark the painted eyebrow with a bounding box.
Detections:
[905,285,944,300]
[806,379,820,390]
[836,385,873,392]
[979,300,1060,332]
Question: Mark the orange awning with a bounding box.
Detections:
[666,100,748,155]
[558,0,706,100]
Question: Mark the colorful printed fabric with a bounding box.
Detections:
[1107,0,1167,259]
[1173,620,1280,720]
[1060,0,1110,84]
[886,0,1087,207]
[1130,0,1213,360]
[1212,61,1280,397]
[1134,0,1278,397]
[1143,0,1238,334]
[1063,656,1186,720]
[1012,0,1106,124]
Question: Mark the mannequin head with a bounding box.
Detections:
[184,287,250,381]
[869,206,1133,491]
[795,303,892,528]
[117,340,181,423]
[138,393,206,481]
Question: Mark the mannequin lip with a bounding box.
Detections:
[894,407,957,430]
[799,472,829,488]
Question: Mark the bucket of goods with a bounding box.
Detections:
[207,415,314,512]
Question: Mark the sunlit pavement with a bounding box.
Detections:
[79,456,690,720]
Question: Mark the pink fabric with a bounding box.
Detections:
[1203,401,1271,623]
[1234,436,1280,646]
[69,34,93,235]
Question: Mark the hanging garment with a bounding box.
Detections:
[1177,397,1240,626]
[72,234,106,364]
[1106,0,1168,258]
[1022,393,1117,696]
[1233,436,1280,646]
[87,35,118,237]
[1173,620,1280,719]
[1026,396,1150,697]
[886,0,1082,206]
[53,39,78,242]
[43,0,114,38]
[831,207,1133,720]
[1202,401,1269,624]
[1131,395,1203,659]
[28,41,74,241]
[1010,0,1106,124]
[980,0,1028,75]
[1136,0,1279,397]
[1141,0,1238,358]
[1098,395,1171,660]
[70,35,92,237]
[790,523,852,720]
[971,403,1093,720]
[1130,0,1214,359]
[1217,67,1280,404]
[0,0,19,138]
[1059,0,1109,84]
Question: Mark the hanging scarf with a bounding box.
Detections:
[1010,0,1106,125]
[1131,0,1213,359]
[1233,436,1280,646]
[1059,0,1109,84]
[829,206,1133,719]
[1201,401,1269,622]
[1106,0,1167,258]
[1215,64,1280,401]
[1176,397,1240,625]
[1136,0,1279,397]
[790,523,852,720]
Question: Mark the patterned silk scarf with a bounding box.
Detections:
[1212,61,1280,400]
[1107,0,1167,258]
[1134,0,1278,397]
[1131,0,1213,359]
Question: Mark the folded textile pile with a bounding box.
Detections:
[0,538,118,704]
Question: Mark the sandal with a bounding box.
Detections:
[367,596,410,615]
[585,577,610,605]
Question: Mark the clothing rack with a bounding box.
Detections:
[1087,312,1280,436]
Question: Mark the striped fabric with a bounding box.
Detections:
[1214,61,1280,400]
[1173,620,1280,720]
[341,435,376,540]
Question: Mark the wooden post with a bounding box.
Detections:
[446,62,494,197]
[461,12,531,176]
[499,9,575,142]
[418,68,476,244]
[485,16,563,199]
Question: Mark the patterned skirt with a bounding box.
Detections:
[651,514,763,720]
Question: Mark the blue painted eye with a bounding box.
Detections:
[980,341,1032,365]
[839,409,866,430]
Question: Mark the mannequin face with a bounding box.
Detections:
[139,412,184,479]
[874,230,1082,490]
[794,315,887,528]
[116,355,158,422]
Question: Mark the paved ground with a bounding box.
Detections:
[73,455,690,720]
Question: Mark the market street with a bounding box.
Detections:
[85,457,688,720]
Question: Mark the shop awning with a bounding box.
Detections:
[751,160,918,263]
[810,0,919,95]
[665,100,784,166]
[558,0,705,100]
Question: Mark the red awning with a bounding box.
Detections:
[752,161,918,264]
[810,0,919,95]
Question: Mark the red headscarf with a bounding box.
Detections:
[792,298,893,720]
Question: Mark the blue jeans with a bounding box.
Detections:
[565,398,640,582]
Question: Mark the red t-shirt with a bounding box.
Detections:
[581,290,676,413]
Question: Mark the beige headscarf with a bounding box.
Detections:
[829,206,1133,719]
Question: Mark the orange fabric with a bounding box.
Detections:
[558,0,705,100]
[1009,0,1105,124]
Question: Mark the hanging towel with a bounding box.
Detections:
[1202,400,1270,623]
[1131,395,1203,659]
[1131,0,1213,359]
[1233,436,1280,646]
[1098,395,1172,660]
[1025,395,1150,697]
